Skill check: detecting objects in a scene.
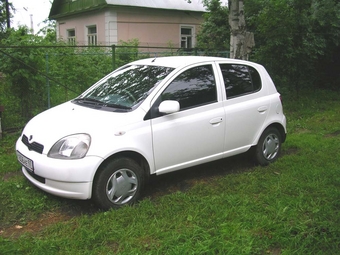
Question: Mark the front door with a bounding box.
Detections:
[151,64,225,174]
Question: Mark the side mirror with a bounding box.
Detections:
[159,100,180,114]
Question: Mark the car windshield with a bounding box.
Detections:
[74,65,174,111]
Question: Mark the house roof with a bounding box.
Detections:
[49,0,228,19]
[105,0,207,12]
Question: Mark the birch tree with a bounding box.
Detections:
[228,0,254,59]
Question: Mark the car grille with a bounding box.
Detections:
[22,135,44,154]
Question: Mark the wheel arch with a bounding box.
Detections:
[93,151,151,187]
[257,122,286,145]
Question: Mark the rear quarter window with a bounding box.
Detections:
[219,64,262,99]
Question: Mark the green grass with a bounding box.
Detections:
[1,89,340,254]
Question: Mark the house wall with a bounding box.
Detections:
[56,6,204,47]
[114,7,203,47]
[57,10,107,45]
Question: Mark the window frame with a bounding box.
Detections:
[87,25,97,45]
[180,25,195,49]
[219,63,262,99]
[67,29,76,45]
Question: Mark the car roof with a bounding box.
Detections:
[129,56,260,69]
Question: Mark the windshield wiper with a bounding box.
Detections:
[73,98,131,110]
[104,103,131,110]
[73,98,104,105]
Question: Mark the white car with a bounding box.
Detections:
[16,56,286,209]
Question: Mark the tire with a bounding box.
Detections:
[254,127,282,166]
[92,157,144,210]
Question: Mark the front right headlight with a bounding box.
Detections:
[48,134,91,159]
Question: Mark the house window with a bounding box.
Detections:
[67,29,76,45]
[180,26,193,49]
[87,25,97,45]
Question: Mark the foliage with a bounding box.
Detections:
[0,26,165,130]
[245,0,340,92]
[0,28,115,129]
[196,0,230,51]
[2,0,340,129]
[196,0,340,92]
[0,0,13,35]
[1,89,340,254]
[0,27,47,123]
[115,38,141,67]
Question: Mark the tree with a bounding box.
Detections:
[228,0,254,59]
[0,27,113,126]
[194,0,254,59]
[0,0,13,33]
[0,27,46,121]
[246,0,340,92]
[196,0,230,52]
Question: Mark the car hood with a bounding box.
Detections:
[21,101,146,154]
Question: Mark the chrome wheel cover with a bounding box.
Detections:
[106,169,138,205]
[261,133,280,160]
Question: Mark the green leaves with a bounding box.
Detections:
[197,0,230,51]
[246,0,340,92]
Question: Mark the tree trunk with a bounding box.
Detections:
[5,0,10,29]
[228,0,254,59]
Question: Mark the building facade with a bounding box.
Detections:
[49,0,208,48]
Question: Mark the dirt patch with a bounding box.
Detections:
[2,171,21,182]
[281,146,299,156]
[0,211,72,239]
[324,130,340,138]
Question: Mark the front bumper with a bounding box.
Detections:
[22,167,93,199]
[16,138,103,200]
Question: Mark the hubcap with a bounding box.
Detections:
[106,169,138,205]
[262,133,279,160]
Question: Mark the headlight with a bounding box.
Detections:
[48,134,91,159]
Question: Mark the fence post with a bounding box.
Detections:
[46,53,51,109]
[111,44,116,70]
[0,117,2,140]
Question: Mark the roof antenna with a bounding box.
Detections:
[151,57,157,62]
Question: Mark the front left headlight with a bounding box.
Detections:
[48,134,91,159]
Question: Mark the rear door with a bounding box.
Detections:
[217,63,270,156]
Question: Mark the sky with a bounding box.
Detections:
[10,0,52,34]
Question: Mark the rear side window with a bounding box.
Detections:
[161,64,217,110]
[219,64,261,99]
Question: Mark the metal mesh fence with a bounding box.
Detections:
[0,45,229,131]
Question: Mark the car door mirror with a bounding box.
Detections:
[158,100,180,114]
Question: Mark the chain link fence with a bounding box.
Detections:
[0,45,229,132]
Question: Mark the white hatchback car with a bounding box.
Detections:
[16,56,286,209]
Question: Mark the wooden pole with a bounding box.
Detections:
[5,0,10,29]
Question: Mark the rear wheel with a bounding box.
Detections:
[93,157,144,210]
[254,127,282,166]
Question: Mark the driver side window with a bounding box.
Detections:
[161,64,217,110]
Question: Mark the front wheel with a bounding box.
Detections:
[92,157,144,210]
[254,127,282,166]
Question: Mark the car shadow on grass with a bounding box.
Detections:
[144,152,256,199]
[48,152,256,217]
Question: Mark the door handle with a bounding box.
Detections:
[257,106,268,113]
[210,117,223,125]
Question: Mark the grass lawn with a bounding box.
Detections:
[1,89,339,254]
